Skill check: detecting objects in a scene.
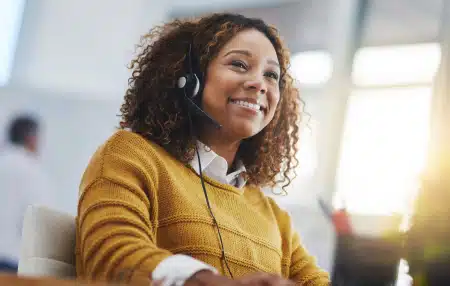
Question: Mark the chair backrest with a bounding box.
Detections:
[18,205,76,278]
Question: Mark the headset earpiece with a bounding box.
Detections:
[192,74,200,97]
[177,73,200,98]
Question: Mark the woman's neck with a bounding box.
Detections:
[199,130,241,168]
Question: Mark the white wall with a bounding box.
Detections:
[10,0,169,97]
[0,87,122,213]
[1,0,171,213]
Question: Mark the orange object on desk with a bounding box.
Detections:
[332,209,352,235]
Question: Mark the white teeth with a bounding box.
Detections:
[232,100,261,111]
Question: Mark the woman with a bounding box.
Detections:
[76,13,329,285]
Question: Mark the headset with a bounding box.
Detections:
[177,43,233,278]
[177,44,222,130]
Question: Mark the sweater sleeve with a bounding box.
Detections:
[266,197,330,285]
[289,231,330,285]
[76,135,172,282]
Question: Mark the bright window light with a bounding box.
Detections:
[290,51,333,86]
[334,87,432,215]
[352,43,441,86]
[0,0,26,86]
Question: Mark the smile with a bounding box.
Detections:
[229,99,265,113]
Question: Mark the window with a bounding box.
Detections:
[0,0,26,86]
[352,43,441,86]
[335,88,432,215]
[290,51,333,87]
[334,43,440,215]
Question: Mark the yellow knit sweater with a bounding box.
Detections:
[76,130,329,285]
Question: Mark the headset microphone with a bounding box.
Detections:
[177,44,222,129]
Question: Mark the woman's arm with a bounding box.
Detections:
[77,162,172,282]
[289,232,330,285]
[76,133,177,282]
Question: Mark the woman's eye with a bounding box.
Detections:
[265,71,279,81]
[231,60,247,70]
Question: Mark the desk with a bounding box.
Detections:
[0,274,109,286]
[0,274,153,286]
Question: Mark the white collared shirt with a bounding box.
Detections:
[189,141,247,188]
[152,142,247,285]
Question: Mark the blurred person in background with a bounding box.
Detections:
[0,115,54,273]
[76,13,329,285]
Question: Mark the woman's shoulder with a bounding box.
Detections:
[103,129,163,154]
[86,129,173,164]
[245,187,295,236]
[79,130,170,190]
[245,187,291,217]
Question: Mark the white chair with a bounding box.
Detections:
[18,205,76,278]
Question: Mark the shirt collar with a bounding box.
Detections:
[189,141,247,188]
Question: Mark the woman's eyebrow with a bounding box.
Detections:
[224,49,280,68]
[224,49,251,57]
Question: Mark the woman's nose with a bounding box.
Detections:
[244,76,267,94]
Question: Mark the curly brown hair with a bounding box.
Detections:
[120,13,303,190]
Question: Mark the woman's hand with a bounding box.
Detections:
[238,273,295,285]
[185,271,294,286]
[184,270,242,286]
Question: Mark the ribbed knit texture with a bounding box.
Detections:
[76,130,329,285]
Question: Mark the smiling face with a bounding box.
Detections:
[200,28,281,142]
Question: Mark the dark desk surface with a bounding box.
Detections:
[0,274,155,286]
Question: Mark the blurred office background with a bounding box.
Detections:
[2,0,450,280]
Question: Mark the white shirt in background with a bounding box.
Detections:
[0,144,55,262]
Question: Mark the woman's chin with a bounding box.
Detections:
[230,124,261,139]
